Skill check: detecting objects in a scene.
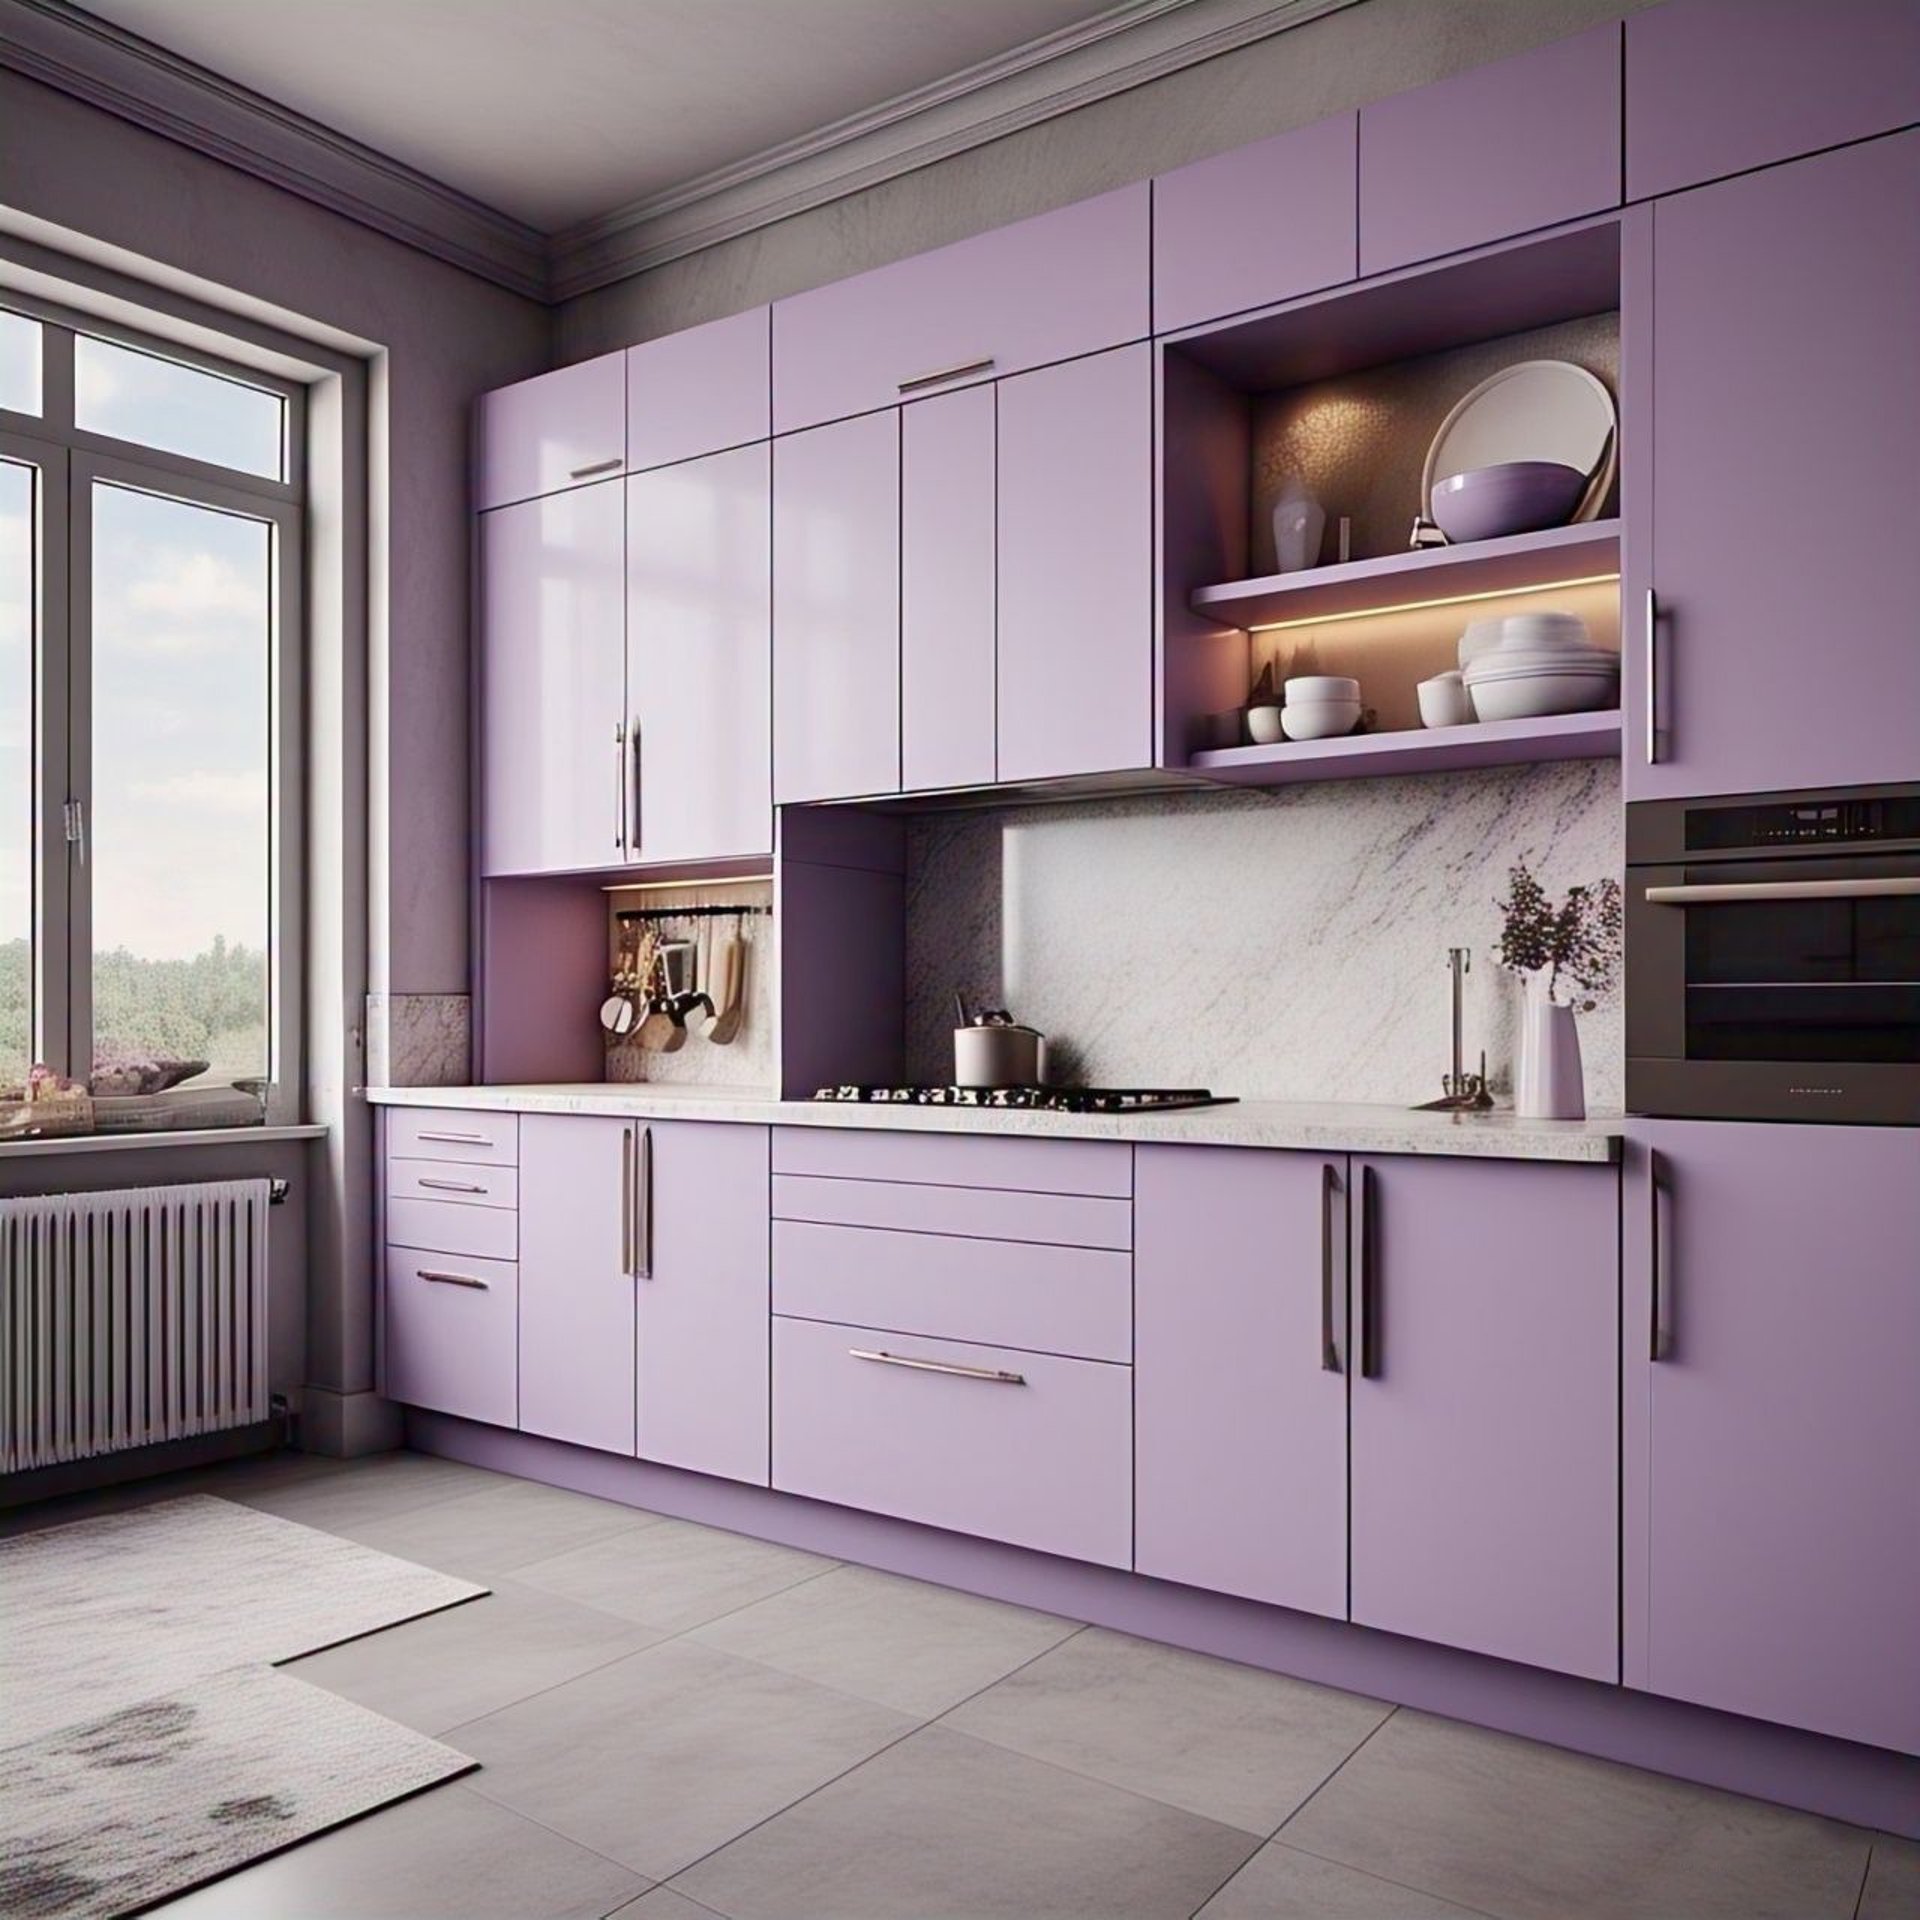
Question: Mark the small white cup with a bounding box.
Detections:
[1417,671,1473,728]
[1247,704,1284,745]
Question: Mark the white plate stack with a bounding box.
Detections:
[1458,611,1619,722]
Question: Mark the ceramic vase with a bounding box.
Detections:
[1271,480,1326,573]
[1515,975,1585,1120]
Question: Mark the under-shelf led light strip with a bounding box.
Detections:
[1240,572,1621,635]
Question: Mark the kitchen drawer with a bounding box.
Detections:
[385,1247,518,1428]
[388,1109,518,1166]
[773,1220,1131,1363]
[387,1195,518,1262]
[773,1315,1132,1567]
[387,1157,518,1210]
[772,184,1149,434]
[772,1126,1130,1198]
[772,1174,1129,1252]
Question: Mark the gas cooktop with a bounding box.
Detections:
[810,1085,1235,1114]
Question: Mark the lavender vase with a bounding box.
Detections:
[1515,977,1585,1120]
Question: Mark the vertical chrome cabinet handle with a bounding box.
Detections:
[1319,1161,1341,1373]
[1357,1165,1381,1380]
[1648,1148,1669,1362]
[620,1127,634,1277]
[1643,589,1660,766]
[634,1124,654,1280]
[629,719,642,854]
[613,721,627,850]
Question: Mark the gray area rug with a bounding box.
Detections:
[0,1495,488,1916]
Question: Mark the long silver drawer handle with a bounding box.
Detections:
[897,355,995,395]
[1648,1150,1668,1363]
[635,1124,654,1280]
[1645,878,1920,904]
[417,1130,490,1145]
[569,456,623,479]
[1644,588,1659,766]
[417,1268,488,1290]
[849,1347,1026,1385]
[621,1127,634,1277]
[417,1176,488,1193]
[1319,1161,1341,1374]
[613,721,627,851]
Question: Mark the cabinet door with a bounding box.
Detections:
[518,1115,637,1455]
[1153,115,1357,336]
[902,384,996,791]
[626,308,770,473]
[772,411,901,803]
[480,479,627,877]
[1135,1146,1348,1619]
[1627,0,1920,201]
[996,344,1153,783]
[636,1121,772,1486]
[1626,1121,1920,1754]
[627,444,772,863]
[1350,1157,1618,1682]
[1359,24,1621,277]
[1626,133,1920,797]
[476,352,625,512]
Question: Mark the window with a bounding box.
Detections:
[0,300,302,1121]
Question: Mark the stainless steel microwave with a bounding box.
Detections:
[1626,784,1920,1125]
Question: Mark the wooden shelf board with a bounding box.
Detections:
[1188,709,1621,786]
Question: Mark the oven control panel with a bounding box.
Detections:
[1686,793,1920,852]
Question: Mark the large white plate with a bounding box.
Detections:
[1422,359,1617,525]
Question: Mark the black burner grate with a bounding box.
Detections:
[810,1086,1234,1114]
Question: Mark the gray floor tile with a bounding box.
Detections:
[941,1624,1391,1835]
[224,1451,506,1532]
[146,1781,648,1918]
[675,1722,1260,1920]
[610,1890,734,1920]
[0,1449,349,1537]
[1280,1709,1873,1920]
[458,1636,914,1879]
[689,1562,1079,1717]
[1198,1841,1494,1919]
[286,1576,668,1735]
[1860,1834,1920,1919]
[513,1514,837,1633]
[321,1474,662,1581]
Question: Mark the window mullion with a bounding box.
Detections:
[40,323,75,438]
[60,457,92,1084]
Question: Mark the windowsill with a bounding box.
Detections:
[0,1123,328,1158]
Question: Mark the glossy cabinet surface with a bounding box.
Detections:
[476,351,625,512]
[480,478,627,877]
[384,1247,518,1429]
[772,411,902,803]
[1135,1146,1348,1620]
[626,443,772,862]
[996,343,1154,782]
[1153,114,1358,335]
[1358,24,1621,277]
[773,184,1150,434]
[902,384,997,791]
[1625,1121,1920,1755]
[771,1126,1131,1195]
[1349,1157,1618,1682]
[625,307,770,472]
[517,1115,637,1455]
[1626,132,1920,797]
[635,1121,772,1485]
[1626,0,1920,201]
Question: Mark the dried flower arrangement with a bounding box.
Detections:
[1494,862,1623,1010]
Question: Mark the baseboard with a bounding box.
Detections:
[0,1420,285,1508]
[301,1388,404,1459]
[406,1409,1920,1841]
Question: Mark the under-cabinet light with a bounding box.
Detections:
[600,873,773,893]
[1240,572,1621,634]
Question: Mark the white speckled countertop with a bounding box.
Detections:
[367,1083,1622,1163]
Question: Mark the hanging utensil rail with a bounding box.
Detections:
[615,903,771,922]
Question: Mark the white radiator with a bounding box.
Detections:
[0,1179,272,1474]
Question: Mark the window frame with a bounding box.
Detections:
[0,292,306,1125]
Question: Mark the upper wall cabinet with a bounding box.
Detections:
[1626,0,1920,201]
[1358,24,1621,278]
[626,307,771,473]
[1153,115,1358,336]
[476,351,625,512]
[772,184,1150,434]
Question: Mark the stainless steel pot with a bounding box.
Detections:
[953,1011,1045,1088]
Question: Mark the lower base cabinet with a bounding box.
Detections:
[383,1246,519,1429]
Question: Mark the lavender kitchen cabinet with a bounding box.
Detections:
[996,344,1154,782]
[1153,115,1358,336]
[1626,0,1920,202]
[1625,1121,1920,1755]
[480,478,628,876]
[517,1115,637,1456]
[1135,1146,1349,1619]
[384,1247,519,1429]
[1358,24,1621,277]
[902,384,996,791]
[476,351,625,512]
[626,443,772,862]
[1625,132,1920,798]
[1349,1157,1618,1682]
[625,307,770,472]
[635,1121,772,1486]
[772,410,901,803]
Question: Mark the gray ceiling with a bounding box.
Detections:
[77,0,1129,231]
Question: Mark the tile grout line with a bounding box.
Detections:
[1266,1701,1398,1841]
[1850,1841,1873,1920]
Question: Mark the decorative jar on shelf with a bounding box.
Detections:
[1270,479,1326,573]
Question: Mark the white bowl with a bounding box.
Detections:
[1458,610,1593,667]
[1284,675,1360,701]
[1417,674,1473,728]
[1246,704,1284,745]
[1469,673,1618,722]
[1465,658,1618,684]
[1281,701,1362,741]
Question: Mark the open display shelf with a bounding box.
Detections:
[1189,708,1620,785]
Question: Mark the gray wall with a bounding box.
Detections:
[556,0,1654,360]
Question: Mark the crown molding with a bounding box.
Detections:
[548,0,1361,301]
[0,0,549,299]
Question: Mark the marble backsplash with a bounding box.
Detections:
[365,993,471,1088]
[904,761,1624,1110]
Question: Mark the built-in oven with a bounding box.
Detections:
[1627,784,1920,1125]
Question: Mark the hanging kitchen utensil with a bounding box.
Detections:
[687,918,718,1038]
[709,926,747,1045]
[634,948,678,1051]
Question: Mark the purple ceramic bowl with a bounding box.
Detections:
[1430,461,1586,543]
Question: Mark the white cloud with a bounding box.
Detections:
[127,769,265,815]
